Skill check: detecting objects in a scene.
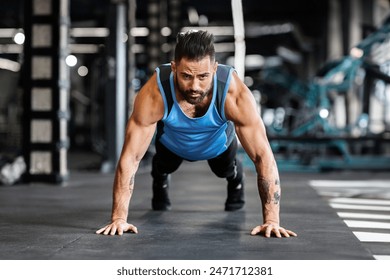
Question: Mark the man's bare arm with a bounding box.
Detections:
[225,72,297,238]
[96,73,164,235]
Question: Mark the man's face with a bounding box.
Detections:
[171,56,217,105]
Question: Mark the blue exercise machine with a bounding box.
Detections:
[247,18,390,171]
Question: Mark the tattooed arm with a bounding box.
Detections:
[258,177,281,223]
[246,143,296,238]
[225,72,297,238]
[96,73,163,236]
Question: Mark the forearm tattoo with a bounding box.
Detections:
[274,178,280,204]
[258,177,281,205]
[273,191,280,205]
[129,173,135,186]
[258,177,271,204]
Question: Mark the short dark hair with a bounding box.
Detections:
[174,30,215,63]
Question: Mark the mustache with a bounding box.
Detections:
[183,90,204,95]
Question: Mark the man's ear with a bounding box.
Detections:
[170,61,176,73]
[214,61,218,72]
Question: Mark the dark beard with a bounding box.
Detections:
[176,81,212,105]
[180,89,210,104]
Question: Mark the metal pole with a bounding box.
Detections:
[147,0,161,74]
[23,0,70,183]
[327,0,343,60]
[127,0,137,116]
[231,0,246,81]
[115,3,127,163]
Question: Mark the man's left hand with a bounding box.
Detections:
[250,223,297,238]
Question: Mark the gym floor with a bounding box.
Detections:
[1,158,389,260]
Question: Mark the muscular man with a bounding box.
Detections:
[96,30,297,238]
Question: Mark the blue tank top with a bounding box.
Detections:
[155,64,236,161]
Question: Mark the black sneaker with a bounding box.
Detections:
[225,178,245,211]
[152,175,172,211]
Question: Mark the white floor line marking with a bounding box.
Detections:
[337,212,390,220]
[344,220,390,229]
[353,231,390,242]
[330,197,390,205]
[309,180,390,188]
[373,255,390,260]
[317,191,360,197]
[330,203,390,211]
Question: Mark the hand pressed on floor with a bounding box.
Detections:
[96,219,138,236]
[250,223,297,238]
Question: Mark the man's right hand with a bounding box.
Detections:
[96,219,138,236]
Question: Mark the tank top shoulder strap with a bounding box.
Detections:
[215,64,235,120]
[156,63,174,114]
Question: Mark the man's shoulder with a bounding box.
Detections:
[134,73,164,122]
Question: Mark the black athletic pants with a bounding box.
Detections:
[151,137,242,183]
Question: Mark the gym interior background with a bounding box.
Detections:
[1,0,390,262]
[0,0,389,182]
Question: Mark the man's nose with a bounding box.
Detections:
[189,79,201,92]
